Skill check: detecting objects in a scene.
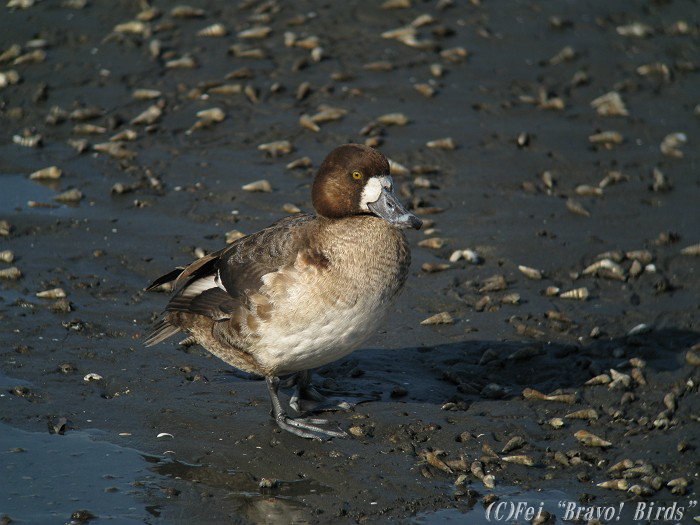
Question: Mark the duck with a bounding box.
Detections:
[144,143,422,439]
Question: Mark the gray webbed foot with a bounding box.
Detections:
[266,376,347,440]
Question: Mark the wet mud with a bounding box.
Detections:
[1,0,699,523]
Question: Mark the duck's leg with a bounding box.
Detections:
[266,376,347,440]
[288,370,379,414]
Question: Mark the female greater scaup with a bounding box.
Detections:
[145,144,421,438]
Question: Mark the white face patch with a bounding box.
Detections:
[359,175,393,211]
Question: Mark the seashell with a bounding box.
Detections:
[257,140,292,157]
[420,311,454,325]
[13,49,46,65]
[165,54,197,69]
[283,31,296,47]
[295,36,320,50]
[386,159,409,177]
[630,367,646,386]
[421,263,450,273]
[482,474,495,489]
[132,88,162,100]
[241,179,272,193]
[426,137,455,150]
[419,449,453,473]
[83,372,103,381]
[591,91,628,117]
[0,220,12,236]
[597,479,628,491]
[616,22,653,37]
[565,408,598,420]
[544,286,560,297]
[382,0,411,7]
[430,63,444,77]
[625,250,653,264]
[585,373,611,386]
[518,265,542,280]
[0,266,21,280]
[575,430,612,447]
[0,69,20,88]
[295,81,311,101]
[627,484,654,496]
[148,39,161,59]
[114,20,150,36]
[196,107,225,122]
[238,26,272,39]
[608,459,634,473]
[70,106,104,121]
[589,130,623,146]
[414,83,435,98]
[0,44,21,63]
[310,105,347,123]
[68,138,90,154]
[225,230,246,244]
[197,23,226,37]
[418,237,445,250]
[131,104,162,125]
[470,460,484,480]
[501,293,520,305]
[13,133,42,147]
[29,166,62,180]
[286,157,312,170]
[663,392,676,412]
[440,47,468,63]
[363,61,394,72]
[299,114,320,132]
[609,369,631,389]
[376,112,409,126]
[36,287,66,299]
[548,45,576,65]
[310,47,324,63]
[566,198,590,217]
[170,5,205,18]
[582,258,624,279]
[667,477,687,495]
[559,287,589,300]
[548,417,565,429]
[208,84,242,95]
[575,184,603,197]
[0,250,14,263]
[660,132,686,158]
[599,170,627,188]
[229,44,266,59]
[522,388,576,404]
[243,84,258,104]
[501,455,534,466]
[413,176,434,189]
[53,189,83,203]
[449,249,480,264]
[282,203,301,214]
[636,62,670,81]
[651,167,671,193]
[686,347,700,366]
[136,6,159,21]
[109,129,137,142]
[93,142,136,159]
[480,274,507,293]
[501,436,526,454]
[73,123,106,134]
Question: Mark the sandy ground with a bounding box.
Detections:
[1,0,699,523]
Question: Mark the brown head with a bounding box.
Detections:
[311,144,422,229]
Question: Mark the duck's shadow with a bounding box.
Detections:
[214,327,697,410]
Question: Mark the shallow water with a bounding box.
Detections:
[0,421,153,523]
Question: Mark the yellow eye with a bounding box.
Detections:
[352,171,363,180]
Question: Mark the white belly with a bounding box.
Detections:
[254,299,387,375]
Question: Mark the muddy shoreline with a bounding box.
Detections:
[1,0,699,523]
